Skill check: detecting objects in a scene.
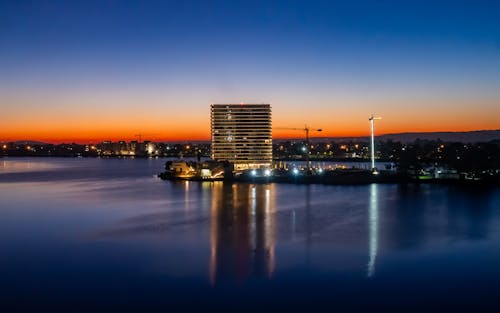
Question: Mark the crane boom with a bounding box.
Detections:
[275,125,323,172]
[134,133,160,143]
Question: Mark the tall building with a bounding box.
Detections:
[211,103,272,170]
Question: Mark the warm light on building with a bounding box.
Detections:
[146,143,155,155]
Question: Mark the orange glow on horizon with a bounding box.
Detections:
[2,97,499,144]
[2,112,500,143]
[2,125,499,144]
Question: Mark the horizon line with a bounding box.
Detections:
[2,129,499,144]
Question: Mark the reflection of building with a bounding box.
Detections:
[211,104,272,170]
[209,183,276,284]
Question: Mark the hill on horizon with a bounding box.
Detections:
[281,129,500,143]
[378,130,500,143]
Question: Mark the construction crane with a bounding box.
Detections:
[134,133,160,143]
[368,115,382,172]
[275,125,322,171]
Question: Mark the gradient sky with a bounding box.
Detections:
[1,0,499,143]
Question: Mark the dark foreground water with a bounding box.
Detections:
[1,158,500,312]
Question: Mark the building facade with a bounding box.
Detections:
[211,104,272,170]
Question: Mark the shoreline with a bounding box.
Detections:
[158,172,500,186]
[0,155,394,162]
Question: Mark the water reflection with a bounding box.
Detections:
[2,158,500,311]
[305,185,312,265]
[367,183,379,277]
[445,186,494,241]
[209,183,276,284]
[0,159,62,173]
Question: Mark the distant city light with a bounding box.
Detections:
[318,168,323,173]
[264,169,271,176]
[146,144,154,154]
[251,169,257,176]
[2,144,6,149]
[292,168,299,175]
[301,146,306,152]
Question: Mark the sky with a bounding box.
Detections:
[1,0,499,143]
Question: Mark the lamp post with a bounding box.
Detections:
[369,115,381,172]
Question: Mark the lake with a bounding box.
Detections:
[1,157,500,312]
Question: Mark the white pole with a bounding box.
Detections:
[370,116,375,170]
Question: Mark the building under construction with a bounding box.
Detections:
[210,104,272,170]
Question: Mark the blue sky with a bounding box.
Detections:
[1,0,499,141]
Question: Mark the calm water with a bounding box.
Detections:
[1,157,500,312]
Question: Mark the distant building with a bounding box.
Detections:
[211,104,272,170]
[97,140,156,156]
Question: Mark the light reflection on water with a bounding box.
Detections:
[368,183,378,277]
[209,183,276,284]
[1,158,500,311]
[0,158,63,173]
